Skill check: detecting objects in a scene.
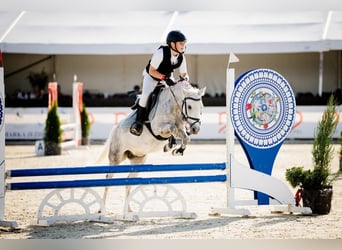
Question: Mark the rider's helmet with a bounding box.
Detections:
[166,30,186,46]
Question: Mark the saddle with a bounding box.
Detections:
[131,83,168,140]
[131,83,165,119]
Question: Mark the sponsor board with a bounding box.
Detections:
[5,106,342,140]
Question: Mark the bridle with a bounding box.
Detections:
[169,86,202,129]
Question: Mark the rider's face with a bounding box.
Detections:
[173,41,186,53]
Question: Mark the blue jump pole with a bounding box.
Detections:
[7,175,227,190]
[8,162,226,177]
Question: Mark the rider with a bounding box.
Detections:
[130,30,190,136]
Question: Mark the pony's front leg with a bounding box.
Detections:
[163,135,177,152]
[172,127,190,156]
[158,123,181,153]
[172,143,187,156]
[158,123,189,155]
[158,123,177,138]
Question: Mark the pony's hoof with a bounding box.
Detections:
[163,145,170,152]
[172,148,184,156]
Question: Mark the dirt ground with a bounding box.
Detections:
[1,141,341,239]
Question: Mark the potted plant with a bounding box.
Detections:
[44,102,62,155]
[80,103,91,145]
[285,95,339,214]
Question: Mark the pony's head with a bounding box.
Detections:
[176,81,206,135]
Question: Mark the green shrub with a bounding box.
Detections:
[286,95,338,190]
[44,102,62,144]
[80,103,91,138]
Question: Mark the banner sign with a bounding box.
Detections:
[5,106,342,141]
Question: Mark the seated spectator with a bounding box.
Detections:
[128,85,141,99]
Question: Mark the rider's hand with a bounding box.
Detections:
[179,75,189,81]
[165,77,176,86]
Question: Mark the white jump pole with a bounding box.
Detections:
[72,75,82,147]
[0,50,18,227]
[212,53,250,216]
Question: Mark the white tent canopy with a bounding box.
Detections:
[0,0,342,55]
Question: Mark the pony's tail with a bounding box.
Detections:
[89,126,115,165]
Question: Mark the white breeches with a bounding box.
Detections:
[138,73,159,107]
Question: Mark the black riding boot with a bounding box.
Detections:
[130,105,146,136]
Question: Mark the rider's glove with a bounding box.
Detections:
[165,77,176,86]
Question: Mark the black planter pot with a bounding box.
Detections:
[302,185,333,215]
[44,141,61,155]
[81,137,89,145]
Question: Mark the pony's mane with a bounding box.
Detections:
[177,81,199,95]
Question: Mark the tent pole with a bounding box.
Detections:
[318,51,323,97]
[338,51,341,90]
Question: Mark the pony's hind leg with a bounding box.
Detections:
[125,172,139,212]
[101,144,127,214]
[102,173,113,210]
[126,153,146,212]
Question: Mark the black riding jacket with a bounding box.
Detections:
[146,45,183,80]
